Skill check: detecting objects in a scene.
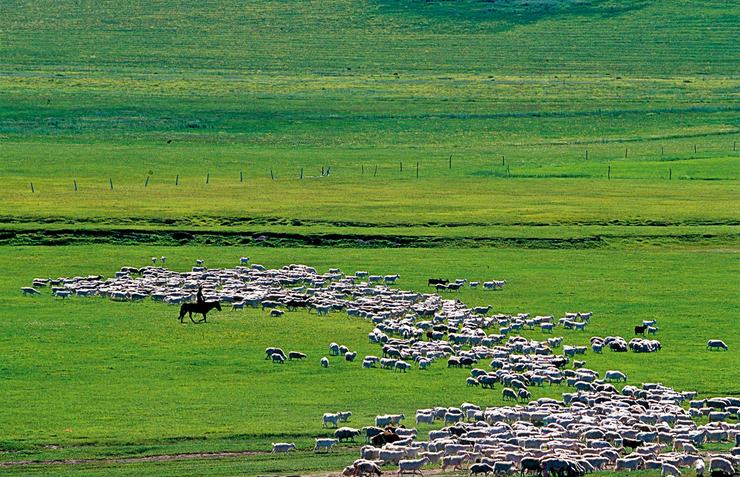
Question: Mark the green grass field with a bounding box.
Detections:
[1,0,738,474]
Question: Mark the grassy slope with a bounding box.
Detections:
[1,1,737,243]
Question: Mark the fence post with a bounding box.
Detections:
[240,170,243,183]
[374,165,378,177]
[270,169,274,180]
[624,148,627,158]
[400,161,403,172]
[361,165,364,176]
[502,155,505,166]
[661,146,664,156]
[144,175,150,187]
[175,174,179,186]
[300,167,303,179]
[608,165,611,180]
[30,182,35,193]
[416,161,419,178]
[206,172,210,184]
[109,178,114,190]
[449,155,452,169]
[669,168,672,180]
[74,179,78,191]
[585,150,588,160]
[694,144,697,153]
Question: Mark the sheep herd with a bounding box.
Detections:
[24,258,736,476]
[324,386,740,477]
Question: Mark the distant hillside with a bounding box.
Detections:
[1,0,737,76]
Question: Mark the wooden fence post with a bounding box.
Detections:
[669,168,672,180]
[74,179,78,191]
[608,165,611,180]
[416,162,419,178]
[449,155,452,169]
[175,174,179,186]
[300,167,303,179]
[206,172,210,184]
[374,165,378,177]
[109,178,113,190]
[270,169,274,180]
[144,175,150,187]
[240,170,243,182]
[30,182,35,193]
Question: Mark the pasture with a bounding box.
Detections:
[1,0,738,475]
[2,245,738,475]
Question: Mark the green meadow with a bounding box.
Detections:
[0,0,738,474]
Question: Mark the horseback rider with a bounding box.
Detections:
[196,285,205,305]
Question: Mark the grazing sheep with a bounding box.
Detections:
[338,411,352,422]
[329,343,340,356]
[493,461,515,475]
[615,457,645,471]
[442,455,466,472]
[709,458,734,476]
[397,456,429,476]
[662,463,681,477]
[21,287,41,296]
[395,361,411,372]
[380,449,405,465]
[314,438,338,453]
[605,370,627,382]
[707,340,729,351]
[288,351,307,360]
[320,357,329,368]
[271,353,285,364]
[270,309,284,317]
[415,412,434,425]
[502,387,517,401]
[346,351,358,362]
[518,388,532,402]
[335,427,361,442]
[323,412,341,428]
[695,459,705,477]
[470,462,495,477]
[271,442,296,453]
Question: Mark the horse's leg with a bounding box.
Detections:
[201,312,207,323]
[189,311,197,324]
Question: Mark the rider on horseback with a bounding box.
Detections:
[196,285,205,305]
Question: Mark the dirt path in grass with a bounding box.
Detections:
[0,449,269,467]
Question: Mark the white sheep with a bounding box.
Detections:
[314,438,338,453]
[271,442,296,453]
[397,456,428,476]
[323,412,340,428]
[320,357,329,368]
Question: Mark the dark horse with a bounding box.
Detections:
[178,301,221,323]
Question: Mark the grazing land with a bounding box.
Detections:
[0,0,738,475]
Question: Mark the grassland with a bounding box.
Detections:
[1,246,738,473]
[0,0,738,474]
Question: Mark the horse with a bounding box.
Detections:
[178,301,221,323]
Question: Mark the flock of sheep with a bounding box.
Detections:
[318,385,739,477]
[24,258,735,476]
